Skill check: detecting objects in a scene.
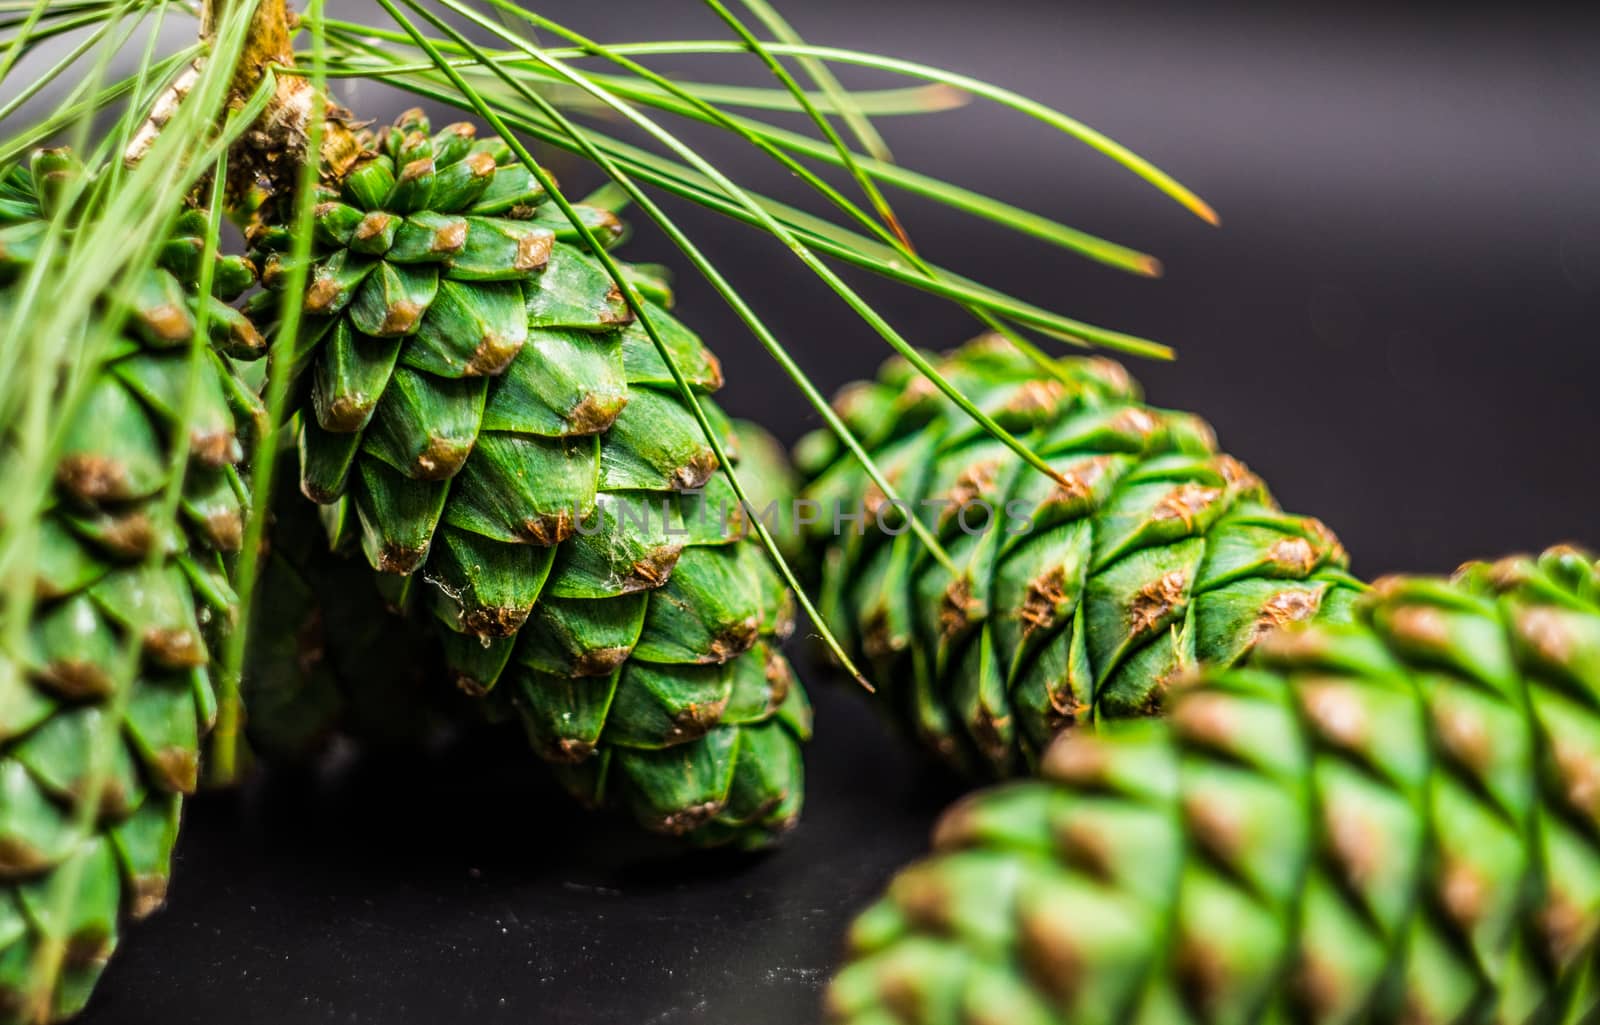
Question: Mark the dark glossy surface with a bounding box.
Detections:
[78,1,1599,1022]
[85,680,953,1024]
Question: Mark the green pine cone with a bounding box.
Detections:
[0,153,261,1023]
[829,545,1600,1025]
[797,334,1359,777]
[248,111,810,848]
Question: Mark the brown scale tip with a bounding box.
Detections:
[572,646,631,678]
[1303,516,1347,564]
[928,791,987,851]
[229,318,266,357]
[1127,569,1189,637]
[938,577,980,639]
[859,483,889,519]
[1366,574,1409,601]
[1152,482,1221,529]
[1386,605,1452,652]
[828,381,876,420]
[548,738,597,764]
[860,609,898,659]
[127,874,169,919]
[899,374,938,406]
[863,965,930,1025]
[39,660,116,701]
[399,156,435,183]
[1003,379,1067,418]
[1250,588,1323,644]
[1538,890,1592,966]
[513,230,554,273]
[1298,678,1369,747]
[706,616,760,664]
[1044,683,1090,730]
[1108,406,1159,440]
[564,391,626,435]
[1040,732,1111,787]
[56,454,131,502]
[138,303,193,343]
[1018,904,1085,1005]
[1515,607,1574,666]
[702,350,725,391]
[63,928,112,971]
[673,450,719,493]
[1082,356,1135,395]
[301,478,344,505]
[943,458,1001,523]
[1324,798,1384,886]
[1551,738,1600,817]
[1483,554,1535,592]
[1054,819,1115,881]
[151,747,199,794]
[204,509,245,553]
[654,799,723,836]
[1432,699,1492,772]
[1291,952,1348,1021]
[665,696,730,742]
[321,393,373,433]
[591,209,625,243]
[517,510,574,547]
[1438,856,1488,928]
[1047,455,1112,508]
[1268,537,1317,576]
[1174,931,1230,1016]
[431,218,469,256]
[763,649,795,707]
[410,435,474,480]
[1257,623,1331,664]
[1171,692,1238,748]
[144,627,207,669]
[887,863,955,932]
[1183,792,1245,862]
[463,149,496,178]
[965,705,1012,769]
[0,836,51,879]
[459,604,531,639]
[961,331,1011,356]
[1211,453,1256,489]
[464,330,525,377]
[354,211,394,243]
[374,543,428,575]
[87,776,130,820]
[95,510,156,559]
[378,299,425,336]
[188,428,239,469]
[622,547,681,591]
[304,274,344,313]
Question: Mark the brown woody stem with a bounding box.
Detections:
[165,0,364,223]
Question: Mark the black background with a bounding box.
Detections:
[80,1,1599,1022]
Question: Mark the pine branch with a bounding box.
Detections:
[125,0,363,221]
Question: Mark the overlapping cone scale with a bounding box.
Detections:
[249,111,809,847]
[0,152,260,1023]
[829,545,1600,1025]
[797,334,1357,777]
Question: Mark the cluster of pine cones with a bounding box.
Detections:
[3,111,1594,1025]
